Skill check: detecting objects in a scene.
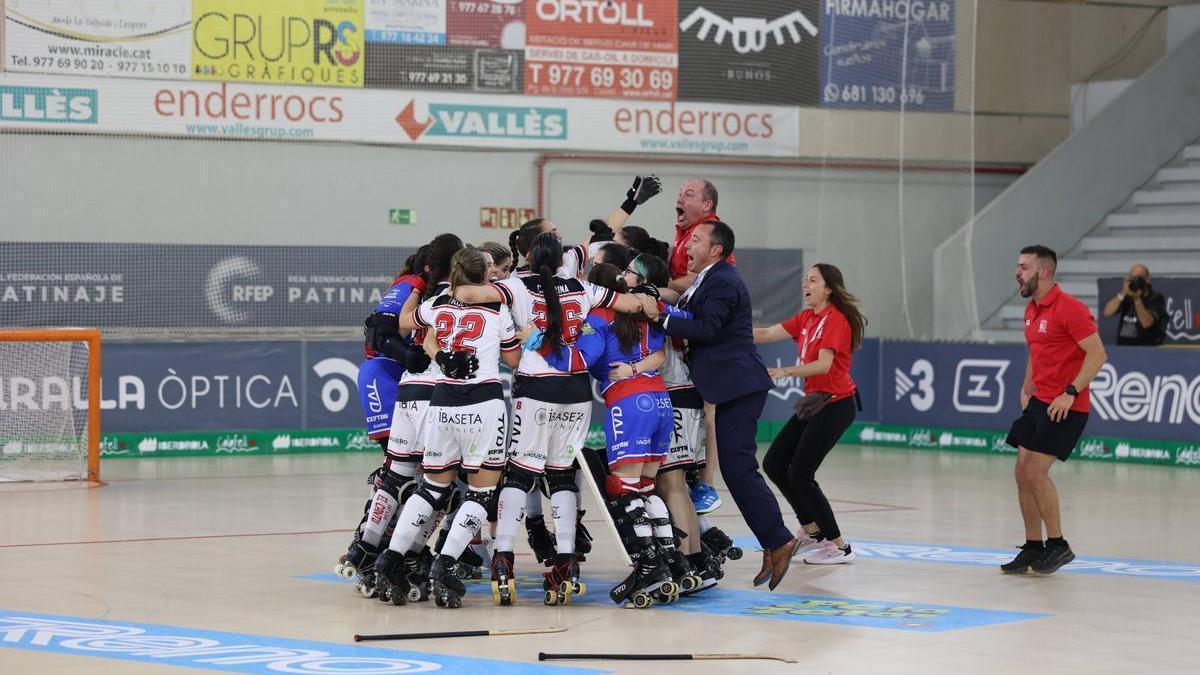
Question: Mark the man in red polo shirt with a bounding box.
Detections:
[668,178,724,293]
[1003,245,1107,576]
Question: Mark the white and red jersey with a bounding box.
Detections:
[398,282,448,387]
[413,294,519,387]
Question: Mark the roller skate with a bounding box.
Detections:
[334,535,380,597]
[683,551,719,594]
[666,549,704,596]
[701,526,743,564]
[490,550,518,606]
[401,547,433,602]
[452,544,485,580]
[429,555,466,609]
[574,511,593,560]
[610,545,677,609]
[372,549,411,606]
[525,515,556,566]
[543,554,586,605]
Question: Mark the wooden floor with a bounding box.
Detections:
[2,445,1198,674]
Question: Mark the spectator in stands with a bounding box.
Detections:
[1102,263,1166,346]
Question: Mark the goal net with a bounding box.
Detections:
[0,329,101,483]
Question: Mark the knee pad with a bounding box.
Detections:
[464,486,497,509]
[375,468,413,500]
[502,465,541,494]
[605,492,648,552]
[415,478,453,511]
[398,479,419,505]
[545,467,578,495]
[445,485,464,514]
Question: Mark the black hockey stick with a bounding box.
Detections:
[355,627,565,642]
[539,652,797,663]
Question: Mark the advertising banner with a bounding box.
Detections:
[882,340,1200,443]
[523,0,678,100]
[191,0,364,88]
[366,0,446,45]
[1096,277,1200,345]
[447,0,525,49]
[0,71,801,156]
[761,337,881,424]
[365,44,523,93]
[0,242,415,329]
[676,0,821,105]
[819,0,955,111]
[3,0,190,79]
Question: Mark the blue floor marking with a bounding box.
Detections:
[302,573,1046,632]
[0,610,600,674]
[731,537,1200,583]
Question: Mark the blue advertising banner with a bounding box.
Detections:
[881,341,1200,443]
[820,0,956,111]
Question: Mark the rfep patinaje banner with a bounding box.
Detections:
[4,0,191,79]
[191,0,364,88]
[523,0,678,100]
[0,70,801,156]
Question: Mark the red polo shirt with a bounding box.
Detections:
[781,305,856,401]
[671,213,734,279]
[1024,283,1097,413]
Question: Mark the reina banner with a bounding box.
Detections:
[3,0,191,79]
[191,0,365,88]
[523,0,678,100]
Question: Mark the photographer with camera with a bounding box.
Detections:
[1102,263,1166,346]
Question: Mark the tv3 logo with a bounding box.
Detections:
[896,358,1011,414]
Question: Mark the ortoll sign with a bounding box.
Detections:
[192,0,364,88]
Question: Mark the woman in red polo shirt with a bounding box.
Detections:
[754,263,867,565]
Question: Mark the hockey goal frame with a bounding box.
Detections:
[0,328,102,483]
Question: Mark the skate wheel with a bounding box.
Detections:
[507,579,518,605]
[336,564,355,580]
[407,587,423,603]
[632,593,653,609]
[357,583,376,599]
[491,581,502,604]
[544,589,558,605]
[388,589,405,606]
[447,595,462,609]
[727,547,743,561]
[454,565,469,580]
[660,581,679,597]
[434,594,446,608]
[680,575,700,593]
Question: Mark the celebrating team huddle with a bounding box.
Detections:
[336,175,747,609]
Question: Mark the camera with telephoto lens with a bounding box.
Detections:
[1129,276,1147,293]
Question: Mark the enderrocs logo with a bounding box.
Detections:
[680,7,818,54]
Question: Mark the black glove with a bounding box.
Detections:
[630,283,660,299]
[402,341,432,373]
[436,350,480,380]
[588,218,615,243]
[621,174,662,214]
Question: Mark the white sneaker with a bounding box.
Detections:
[803,541,857,565]
[793,531,825,557]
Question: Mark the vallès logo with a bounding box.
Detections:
[0,86,97,124]
[895,359,935,411]
[395,100,567,142]
[680,7,818,54]
[312,357,359,413]
[952,359,1010,414]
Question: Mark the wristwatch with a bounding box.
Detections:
[1064,384,1079,397]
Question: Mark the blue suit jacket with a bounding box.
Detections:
[660,260,775,405]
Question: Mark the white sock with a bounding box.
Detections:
[629,497,652,538]
[440,489,491,560]
[387,477,449,554]
[550,490,577,554]
[494,486,527,553]
[698,514,714,534]
[525,489,544,519]
[644,494,674,545]
[361,490,398,547]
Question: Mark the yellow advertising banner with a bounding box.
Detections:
[192,0,363,88]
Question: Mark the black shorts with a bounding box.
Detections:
[1005,398,1089,461]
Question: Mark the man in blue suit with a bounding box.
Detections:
[641,220,801,590]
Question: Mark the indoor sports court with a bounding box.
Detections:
[3,0,1200,673]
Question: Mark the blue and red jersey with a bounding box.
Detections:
[364,273,426,359]
[543,308,667,406]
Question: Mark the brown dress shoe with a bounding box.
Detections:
[752,538,801,590]
[753,549,773,587]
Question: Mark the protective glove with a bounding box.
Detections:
[621,174,662,214]
[402,341,432,373]
[523,327,546,352]
[435,350,480,380]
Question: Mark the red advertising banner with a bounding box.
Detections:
[448,0,526,49]
[524,0,677,100]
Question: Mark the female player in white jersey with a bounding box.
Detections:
[374,247,521,608]
[455,231,647,604]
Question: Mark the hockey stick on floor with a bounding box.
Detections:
[355,627,565,642]
[539,652,798,663]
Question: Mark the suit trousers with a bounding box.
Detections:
[714,390,793,551]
